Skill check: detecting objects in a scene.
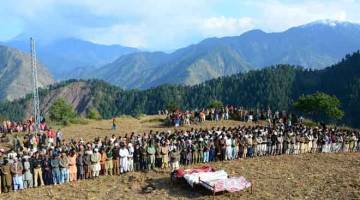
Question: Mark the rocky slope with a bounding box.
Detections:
[0,45,54,101]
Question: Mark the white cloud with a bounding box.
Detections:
[200,16,255,37]
[1,0,360,50]
[252,0,360,32]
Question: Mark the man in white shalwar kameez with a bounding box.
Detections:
[119,143,129,173]
[127,143,134,172]
[225,136,232,160]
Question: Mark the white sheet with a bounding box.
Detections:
[183,170,228,187]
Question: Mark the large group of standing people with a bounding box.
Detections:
[0,109,359,194]
[165,106,295,127]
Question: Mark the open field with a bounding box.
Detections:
[59,115,266,140]
[1,115,360,200]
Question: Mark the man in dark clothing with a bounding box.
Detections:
[133,143,141,171]
[84,151,92,179]
[32,152,45,187]
[104,147,113,176]
[139,145,147,171]
[42,155,53,185]
[112,146,120,175]
[76,152,85,180]
[1,159,12,192]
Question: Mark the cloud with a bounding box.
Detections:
[1,0,360,50]
[252,0,360,32]
[199,16,255,37]
[0,0,217,49]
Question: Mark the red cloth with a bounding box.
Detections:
[175,166,215,178]
[47,129,56,138]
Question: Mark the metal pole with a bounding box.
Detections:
[30,37,40,135]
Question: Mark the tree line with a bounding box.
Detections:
[1,51,359,127]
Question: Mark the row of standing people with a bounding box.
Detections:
[1,122,359,193]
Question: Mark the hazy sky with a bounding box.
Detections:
[1,0,360,50]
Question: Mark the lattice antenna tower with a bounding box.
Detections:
[30,37,40,135]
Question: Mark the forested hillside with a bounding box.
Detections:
[84,20,360,89]
[1,51,359,127]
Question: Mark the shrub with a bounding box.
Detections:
[87,107,101,120]
[49,98,76,125]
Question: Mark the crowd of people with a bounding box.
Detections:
[1,120,33,134]
[165,106,294,127]
[0,113,359,194]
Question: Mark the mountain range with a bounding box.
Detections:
[2,37,138,79]
[1,20,360,100]
[83,20,360,89]
[0,45,54,101]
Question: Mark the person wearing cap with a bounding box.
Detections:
[203,139,209,163]
[11,157,24,191]
[232,135,239,159]
[133,143,141,171]
[23,156,33,189]
[59,152,69,184]
[299,134,306,154]
[311,133,318,153]
[351,133,358,152]
[277,133,284,155]
[198,138,204,162]
[1,158,12,193]
[169,147,180,172]
[146,140,156,170]
[160,142,169,169]
[256,134,263,156]
[128,143,134,172]
[289,132,296,155]
[76,151,85,180]
[51,154,61,185]
[119,143,129,174]
[83,150,92,179]
[42,155,53,185]
[241,136,248,158]
[100,149,107,175]
[32,152,45,187]
[91,148,101,178]
[105,147,113,175]
[56,129,63,146]
[112,144,120,175]
[139,144,148,171]
[225,135,232,160]
[155,141,162,168]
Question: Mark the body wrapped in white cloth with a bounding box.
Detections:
[183,170,228,187]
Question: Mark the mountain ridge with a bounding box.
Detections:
[2,37,138,79]
[83,20,360,89]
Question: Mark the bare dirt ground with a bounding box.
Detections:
[2,115,360,200]
[59,115,265,140]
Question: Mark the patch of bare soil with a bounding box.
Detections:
[60,115,264,140]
